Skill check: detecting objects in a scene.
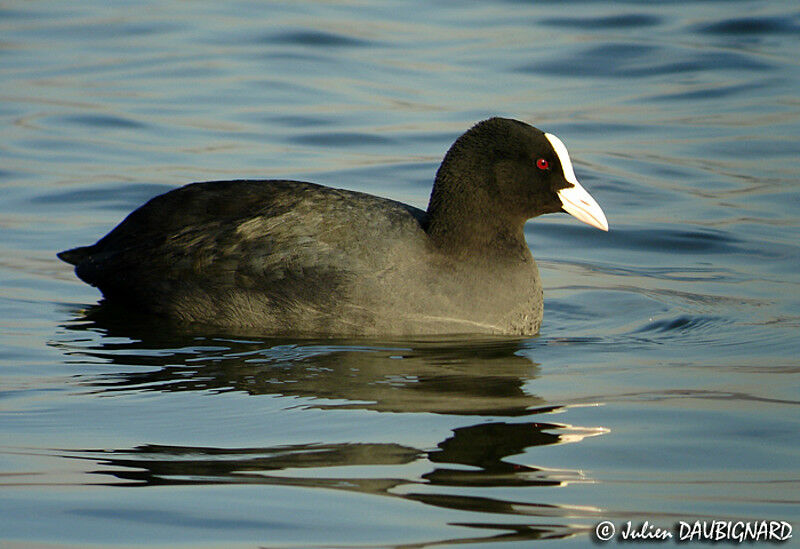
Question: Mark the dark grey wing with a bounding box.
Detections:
[59,179,430,325]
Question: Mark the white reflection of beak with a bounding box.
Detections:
[545,133,609,232]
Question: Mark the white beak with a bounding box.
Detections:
[557,180,609,232]
[545,133,609,232]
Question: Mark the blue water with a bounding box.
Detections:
[1,1,799,547]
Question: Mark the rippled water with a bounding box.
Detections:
[2,1,799,547]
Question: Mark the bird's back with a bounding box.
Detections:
[60,180,434,332]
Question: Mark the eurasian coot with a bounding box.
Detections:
[59,117,608,335]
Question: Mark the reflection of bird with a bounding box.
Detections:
[59,118,607,335]
[66,434,583,540]
[58,320,543,416]
[424,421,565,487]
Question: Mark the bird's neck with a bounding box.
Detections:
[426,175,530,262]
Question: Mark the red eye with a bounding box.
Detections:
[536,158,549,170]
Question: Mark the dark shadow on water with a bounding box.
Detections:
[49,304,603,544]
[54,302,547,416]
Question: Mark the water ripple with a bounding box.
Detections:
[57,113,149,130]
[541,14,663,29]
[633,314,729,336]
[694,15,800,36]
[267,29,377,48]
[290,131,395,147]
[519,43,771,78]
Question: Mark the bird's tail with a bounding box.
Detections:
[57,246,92,265]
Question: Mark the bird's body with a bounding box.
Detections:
[59,118,608,336]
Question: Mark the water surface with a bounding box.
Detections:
[1,1,799,547]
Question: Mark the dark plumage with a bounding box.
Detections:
[59,117,608,335]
